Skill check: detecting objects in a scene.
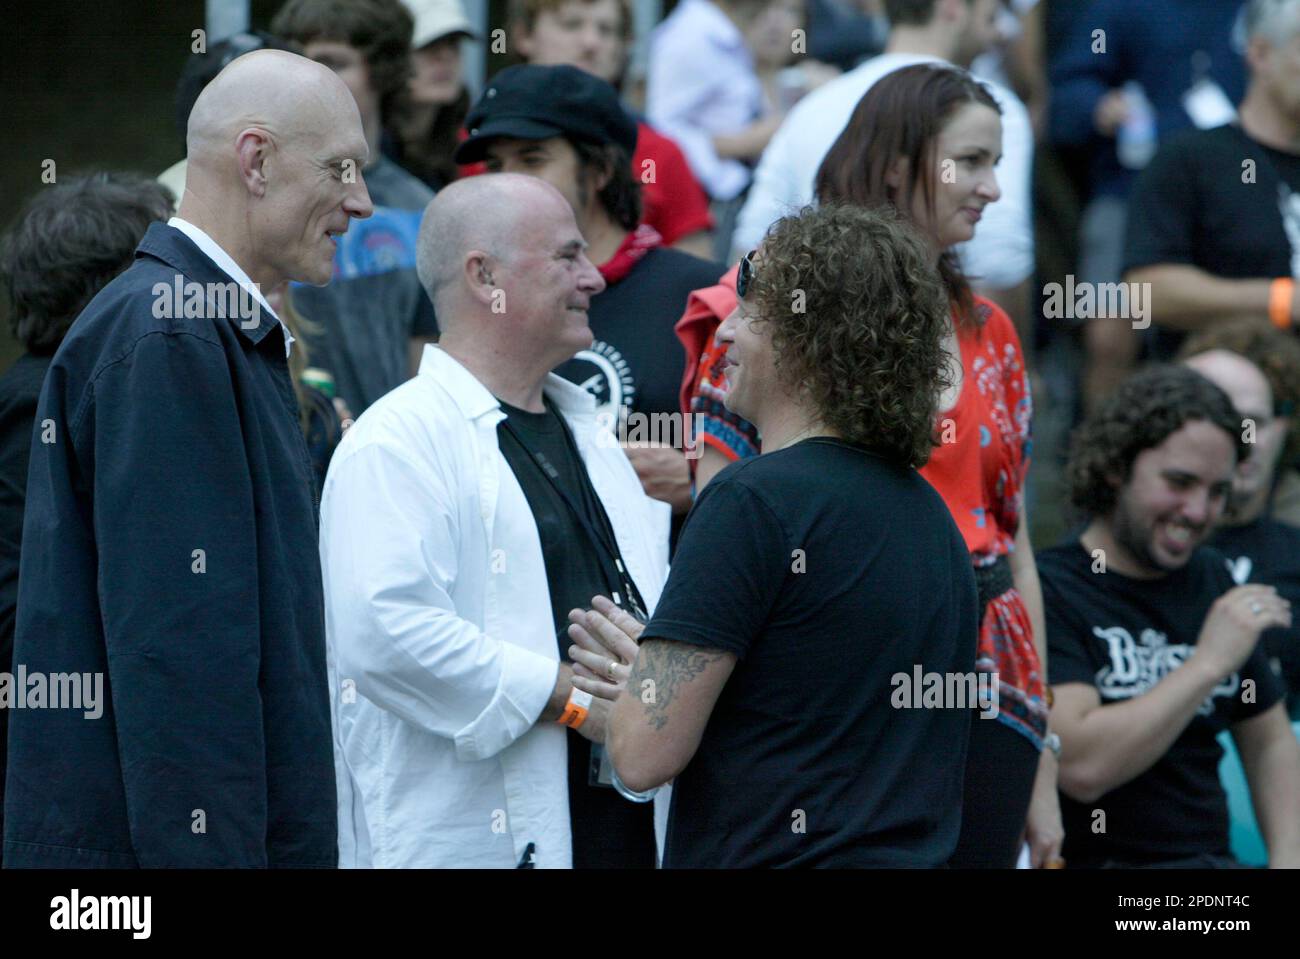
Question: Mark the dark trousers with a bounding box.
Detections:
[949,712,1040,868]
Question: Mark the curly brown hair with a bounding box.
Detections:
[1066,364,1249,518]
[272,0,415,126]
[746,203,953,468]
[1177,318,1300,465]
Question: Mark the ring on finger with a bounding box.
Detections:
[606,659,620,682]
[1250,601,1264,614]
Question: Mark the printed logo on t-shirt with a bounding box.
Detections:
[1226,555,1253,586]
[567,340,636,419]
[1093,625,1238,716]
[330,206,422,280]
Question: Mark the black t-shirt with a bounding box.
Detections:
[1039,540,1284,867]
[1211,517,1300,718]
[554,247,723,421]
[495,398,655,868]
[1123,123,1300,360]
[642,438,978,868]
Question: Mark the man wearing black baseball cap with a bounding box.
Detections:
[456,65,724,528]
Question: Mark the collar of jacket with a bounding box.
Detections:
[134,222,280,351]
[418,344,601,425]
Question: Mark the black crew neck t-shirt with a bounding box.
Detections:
[1211,516,1300,718]
[1123,123,1300,360]
[553,247,724,549]
[495,397,655,868]
[1038,540,1284,868]
[641,438,978,868]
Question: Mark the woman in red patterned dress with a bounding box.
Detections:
[815,63,1062,868]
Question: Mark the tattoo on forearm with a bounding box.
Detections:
[630,640,726,731]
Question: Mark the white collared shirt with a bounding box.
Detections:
[646,0,765,200]
[167,216,294,358]
[731,53,1035,288]
[319,345,672,868]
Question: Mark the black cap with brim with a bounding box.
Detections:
[453,64,639,166]
[454,117,570,165]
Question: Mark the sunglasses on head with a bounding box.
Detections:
[736,250,757,300]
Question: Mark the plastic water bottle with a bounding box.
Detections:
[1117,81,1157,170]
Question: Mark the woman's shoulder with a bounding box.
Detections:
[961,296,1027,369]
[969,295,1021,347]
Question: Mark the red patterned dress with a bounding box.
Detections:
[919,297,1046,749]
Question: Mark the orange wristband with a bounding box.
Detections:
[556,688,592,729]
[1269,278,1295,330]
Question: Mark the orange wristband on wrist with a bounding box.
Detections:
[1269,278,1295,330]
[557,688,593,729]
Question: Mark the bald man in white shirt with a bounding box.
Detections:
[320,174,670,868]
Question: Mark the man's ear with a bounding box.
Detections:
[592,156,615,195]
[465,250,498,306]
[235,128,272,198]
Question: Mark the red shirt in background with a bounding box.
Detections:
[633,121,713,246]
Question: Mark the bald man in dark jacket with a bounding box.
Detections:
[3,50,373,868]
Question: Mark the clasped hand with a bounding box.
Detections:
[566,595,645,702]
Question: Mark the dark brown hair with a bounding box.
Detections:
[1066,364,1249,518]
[272,0,415,126]
[509,0,633,40]
[1,172,174,354]
[748,203,952,468]
[815,63,1000,328]
[390,88,472,191]
[572,140,641,231]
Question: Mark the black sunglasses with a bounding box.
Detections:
[736,250,757,299]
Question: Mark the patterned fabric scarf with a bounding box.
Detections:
[598,223,663,285]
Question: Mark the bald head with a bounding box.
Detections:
[1184,349,1274,419]
[416,173,575,322]
[187,49,364,178]
[175,48,372,291]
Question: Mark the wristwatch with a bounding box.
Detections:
[1044,732,1062,758]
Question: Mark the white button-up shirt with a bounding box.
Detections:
[647,0,766,200]
[166,216,294,358]
[320,346,671,868]
[731,53,1035,288]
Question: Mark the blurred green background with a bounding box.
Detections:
[0,0,530,376]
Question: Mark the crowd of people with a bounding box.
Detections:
[0,0,1298,870]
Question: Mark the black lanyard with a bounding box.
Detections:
[499,414,649,624]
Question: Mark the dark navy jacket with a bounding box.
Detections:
[1048,0,1248,200]
[3,223,337,867]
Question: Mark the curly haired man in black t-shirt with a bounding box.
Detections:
[1039,364,1300,868]
[562,203,980,867]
